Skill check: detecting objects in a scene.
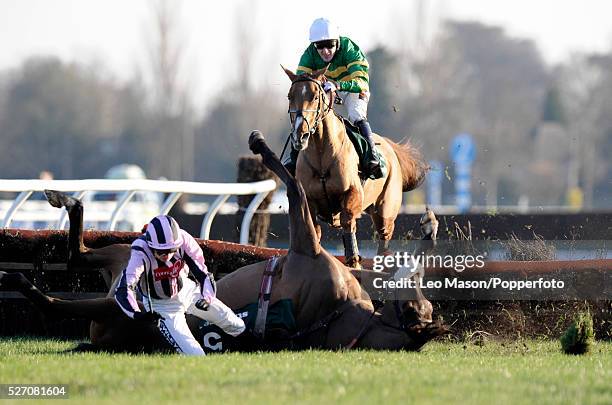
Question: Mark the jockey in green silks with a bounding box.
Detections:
[284,17,383,179]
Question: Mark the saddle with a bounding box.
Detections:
[341,117,387,181]
[196,299,297,353]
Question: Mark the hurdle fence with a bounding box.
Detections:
[0,178,277,245]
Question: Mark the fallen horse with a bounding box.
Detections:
[0,131,446,353]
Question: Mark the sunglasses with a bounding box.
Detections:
[314,40,338,50]
[153,248,178,256]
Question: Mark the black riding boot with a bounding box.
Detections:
[356,119,383,179]
[283,145,299,177]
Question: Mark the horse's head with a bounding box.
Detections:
[376,289,448,350]
[379,285,433,329]
[376,209,446,349]
[282,66,333,151]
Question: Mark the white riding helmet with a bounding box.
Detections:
[145,215,183,250]
[309,18,340,43]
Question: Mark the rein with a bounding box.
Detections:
[284,295,412,350]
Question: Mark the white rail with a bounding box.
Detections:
[0,179,277,244]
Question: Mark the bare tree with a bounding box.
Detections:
[406,21,549,206]
[145,0,195,180]
[557,54,612,208]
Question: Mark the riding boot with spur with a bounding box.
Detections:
[356,119,383,179]
[283,146,299,177]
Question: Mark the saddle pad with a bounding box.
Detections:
[342,117,388,180]
[196,299,296,353]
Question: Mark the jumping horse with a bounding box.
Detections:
[283,67,428,268]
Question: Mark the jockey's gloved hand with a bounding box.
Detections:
[133,310,164,323]
[323,81,337,93]
[195,298,210,311]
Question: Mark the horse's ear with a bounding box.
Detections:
[281,65,297,82]
[312,65,329,79]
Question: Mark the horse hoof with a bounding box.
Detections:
[248,130,266,154]
[345,259,362,270]
[44,190,66,208]
[44,190,80,210]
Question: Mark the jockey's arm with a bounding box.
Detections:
[180,230,216,303]
[335,40,369,94]
[114,249,146,319]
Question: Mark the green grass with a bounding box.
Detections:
[0,338,610,404]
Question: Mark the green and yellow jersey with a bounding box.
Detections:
[297,36,369,93]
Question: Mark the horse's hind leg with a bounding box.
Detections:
[0,271,121,320]
[45,190,120,288]
[0,271,152,352]
[248,131,320,257]
[45,190,87,265]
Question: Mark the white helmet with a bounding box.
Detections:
[309,18,340,43]
[145,215,183,250]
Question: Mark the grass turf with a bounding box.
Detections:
[0,338,610,404]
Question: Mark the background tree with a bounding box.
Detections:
[193,0,285,182]
[556,53,612,208]
[144,0,195,180]
[402,21,549,205]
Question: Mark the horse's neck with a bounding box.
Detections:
[359,315,410,350]
[306,113,348,162]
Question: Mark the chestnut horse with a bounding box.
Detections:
[283,67,428,268]
[0,132,444,353]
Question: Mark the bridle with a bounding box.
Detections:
[285,295,419,350]
[287,76,334,141]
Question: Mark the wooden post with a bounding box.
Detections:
[235,156,278,246]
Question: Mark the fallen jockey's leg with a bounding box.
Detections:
[142,290,206,356]
[355,119,383,179]
[188,297,246,337]
[157,313,206,356]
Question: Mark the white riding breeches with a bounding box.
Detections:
[143,277,245,356]
[338,91,370,124]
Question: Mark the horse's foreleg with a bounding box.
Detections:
[249,131,320,257]
[340,185,362,269]
[371,213,395,255]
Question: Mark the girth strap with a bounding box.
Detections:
[253,256,279,340]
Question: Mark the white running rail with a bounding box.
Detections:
[0,179,276,244]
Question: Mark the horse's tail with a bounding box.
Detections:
[385,138,429,192]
